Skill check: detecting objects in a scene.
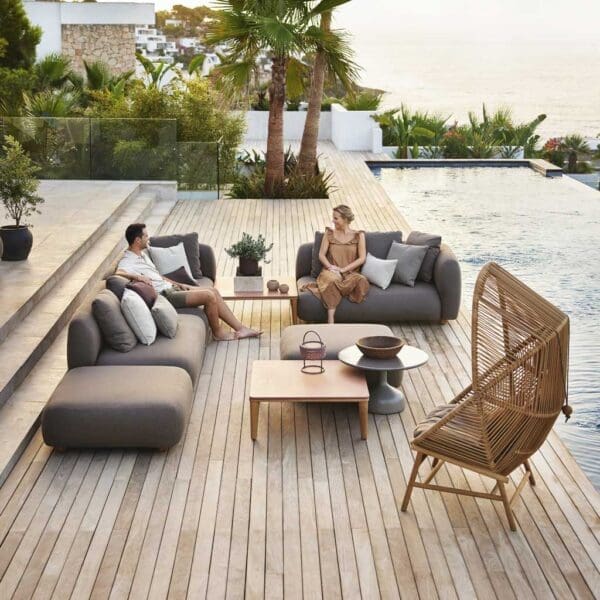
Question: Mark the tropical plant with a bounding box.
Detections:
[541,138,565,168]
[207,0,355,196]
[23,89,80,117]
[33,53,73,91]
[388,105,437,158]
[136,52,175,89]
[225,232,273,262]
[0,0,41,70]
[343,89,382,111]
[560,134,591,173]
[441,126,469,158]
[0,135,43,227]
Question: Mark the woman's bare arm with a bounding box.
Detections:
[318,231,335,270]
[340,232,367,273]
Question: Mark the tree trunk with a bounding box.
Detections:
[567,150,577,173]
[297,12,331,177]
[264,56,287,197]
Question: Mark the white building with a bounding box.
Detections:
[135,27,178,61]
[23,1,154,73]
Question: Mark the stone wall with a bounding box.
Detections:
[61,24,136,74]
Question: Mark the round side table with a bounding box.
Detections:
[338,344,429,414]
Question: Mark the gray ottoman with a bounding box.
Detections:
[280,324,401,387]
[42,366,193,449]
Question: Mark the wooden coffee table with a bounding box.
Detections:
[216,276,298,324]
[249,360,370,440]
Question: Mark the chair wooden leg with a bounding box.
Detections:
[431,458,439,468]
[524,459,535,485]
[401,452,426,512]
[498,482,518,531]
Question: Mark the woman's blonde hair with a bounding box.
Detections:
[333,204,355,223]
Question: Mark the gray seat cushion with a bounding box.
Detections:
[280,323,401,387]
[42,366,192,449]
[297,277,441,322]
[96,314,206,382]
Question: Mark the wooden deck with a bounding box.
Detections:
[0,144,599,598]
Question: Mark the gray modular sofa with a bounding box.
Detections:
[296,231,461,323]
[41,240,216,450]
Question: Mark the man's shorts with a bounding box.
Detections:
[161,286,188,309]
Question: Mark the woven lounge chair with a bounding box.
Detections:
[401,262,570,531]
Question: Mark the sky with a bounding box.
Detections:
[100,0,600,42]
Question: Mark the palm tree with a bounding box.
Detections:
[208,0,352,196]
[390,105,437,158]
[560,134,591,173]
[136,53,174,89]
[297,8,357,176]
[33,53,73,91]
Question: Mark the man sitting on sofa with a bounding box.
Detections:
[116,223,261,341]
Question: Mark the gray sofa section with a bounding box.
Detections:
[43,237,216,450]
[42,366,192,449]
[296,233,461,323]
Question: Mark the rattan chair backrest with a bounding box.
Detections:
[470,263,569,473]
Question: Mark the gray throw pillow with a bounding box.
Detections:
[150,232,202,278]
[164,266,197,286]
[92,289,137,352]
[406,231,442,283]
[151,294,179,338]
[106,275,128,300]
[360,253,398,290]
[387,241,428,287]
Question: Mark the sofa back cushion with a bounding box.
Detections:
[150,233,202,278]
[92,289,138,352]
[310,230,402,278]
[106,275,128,299]
[68,304,104,369]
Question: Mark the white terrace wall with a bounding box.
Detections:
[242,104,382,153]
[242,111,332,143]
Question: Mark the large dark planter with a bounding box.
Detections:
[0,225,33,261]
[238,256,259,276]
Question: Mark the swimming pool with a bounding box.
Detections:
[371,165,600,489]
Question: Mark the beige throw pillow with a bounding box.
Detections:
[148,242,194,281]
[151,294,179,338]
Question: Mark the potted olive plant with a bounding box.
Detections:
[225,232,273,276]
[0,136,44,261]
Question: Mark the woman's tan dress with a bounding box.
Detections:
[304,228,369,309]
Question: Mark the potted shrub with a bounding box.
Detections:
[0,136,44,261]
[225,232,273,276]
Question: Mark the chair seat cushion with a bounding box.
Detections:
[97,314,205,382]
[42,366,192,448]
[413,404,455,437]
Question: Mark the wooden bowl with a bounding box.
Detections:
[356,336,404,359]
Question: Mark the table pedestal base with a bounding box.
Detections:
[368,370,405,414]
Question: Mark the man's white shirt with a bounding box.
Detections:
[117,249,173,293]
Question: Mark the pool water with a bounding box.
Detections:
[372,166,600,489]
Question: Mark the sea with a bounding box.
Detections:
[336,5,600,140]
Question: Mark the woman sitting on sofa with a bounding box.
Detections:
[303,205,369,323]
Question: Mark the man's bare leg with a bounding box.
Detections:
[184,289,235,340]
[184,288,261,340]
[211,289,262,339]
[327,308,336,324]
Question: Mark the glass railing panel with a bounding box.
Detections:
[1,117,91,179]
[89,118,178,180]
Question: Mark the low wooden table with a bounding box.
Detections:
[249,360,370,440]
[216,276,298,324]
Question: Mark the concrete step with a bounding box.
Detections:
[0,181,142,345]
[0,193,156,409]
[0,193,177,485]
